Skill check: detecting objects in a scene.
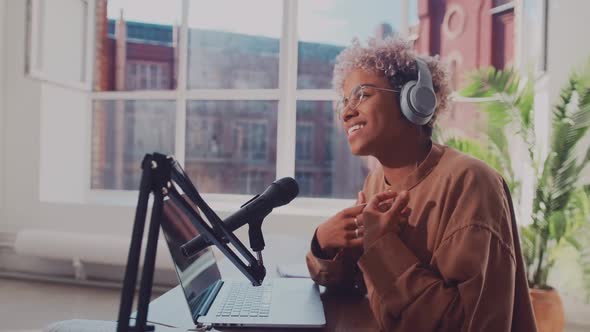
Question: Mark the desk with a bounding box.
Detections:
[145,234,379,331]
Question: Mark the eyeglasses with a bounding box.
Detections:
[335,84,399,117]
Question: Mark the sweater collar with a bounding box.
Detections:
[382,142,445,192]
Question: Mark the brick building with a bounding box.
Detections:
[415,0,515,137]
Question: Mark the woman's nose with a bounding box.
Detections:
[342,106,358,122]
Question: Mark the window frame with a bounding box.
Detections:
[27,0,95,91]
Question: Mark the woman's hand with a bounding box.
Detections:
[362,190,411,249]
[316,191,367,254]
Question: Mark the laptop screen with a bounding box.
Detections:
[160,196,222,322]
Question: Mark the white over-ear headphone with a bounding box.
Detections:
[399,58,437,125]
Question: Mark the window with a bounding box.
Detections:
[27,0,93,89]
[94,0,180,91]
[322,173,333,196]
[295,171,312,196]
[126,61,171,90]
[185,101,277,194]
[493,0,514,6]
[89,0,420,199]
[324,125,334,165]
[239,171,268,195]
[237,121,269,162]
[91,100,176,190]
[295,101,368,198]
[186,115,221,158]
[295,123,314,161]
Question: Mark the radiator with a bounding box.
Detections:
[0,229,177,288]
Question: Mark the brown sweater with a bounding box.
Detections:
[306,143,537,331]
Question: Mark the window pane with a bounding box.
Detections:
[297,0,402,89]
[91,100,176,190]
[186,0,282,89]
[185,101,278,195]
[32,0,88,85]
[94,0,181,91]
[295,101,369,198]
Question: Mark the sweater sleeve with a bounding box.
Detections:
[306,230,362,291]
[306,171,376,291]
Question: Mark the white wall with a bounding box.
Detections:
[547,1,590,103]
[546,0,590,183]
[3,0,42,233]
[0,0,6,212]
[39,84,88,203]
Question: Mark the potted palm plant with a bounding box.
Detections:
[444,63,590,332]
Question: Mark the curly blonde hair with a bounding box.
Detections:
[332,37,451,134]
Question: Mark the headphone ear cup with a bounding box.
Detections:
[400,80,418,124]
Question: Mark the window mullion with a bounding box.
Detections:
[276,0,298,179]
[175,0,190,167]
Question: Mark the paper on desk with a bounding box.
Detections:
[276,263,311,278]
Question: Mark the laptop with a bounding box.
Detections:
[158,197,326,329]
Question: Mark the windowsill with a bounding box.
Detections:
[85,190,353,218]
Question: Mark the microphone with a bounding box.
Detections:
[181,177,299,258]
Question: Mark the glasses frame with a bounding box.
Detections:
[336,84,400,117]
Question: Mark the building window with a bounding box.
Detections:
[295,171,313,196]
[237,121,268,162]
[493,0,514,7]
[323,173,333,196]
[186,116,222,158]
[324,125,334,165]
[240,171,268,195]
[296,123,314,161]
[126,61,171,90]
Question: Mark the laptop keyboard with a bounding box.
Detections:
[216,281,273,318]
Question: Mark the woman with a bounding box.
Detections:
[306,37,537,331]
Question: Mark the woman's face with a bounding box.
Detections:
[339,69,414,157]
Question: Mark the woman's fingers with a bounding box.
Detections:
[341,203,366,217]
[401,206,412,217]
[354,215,364,227]
[345,227,364,240]
[367,191,397,210]
[344,217,361,230]
[357,191,367,205]
[386,191,409,217]
[348,237,364,248]
[377,198,395,212]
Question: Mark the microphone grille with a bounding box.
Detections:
[275,177,299,202]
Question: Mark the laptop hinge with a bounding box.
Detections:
[194,323,213,331]
[196,280,224,319]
